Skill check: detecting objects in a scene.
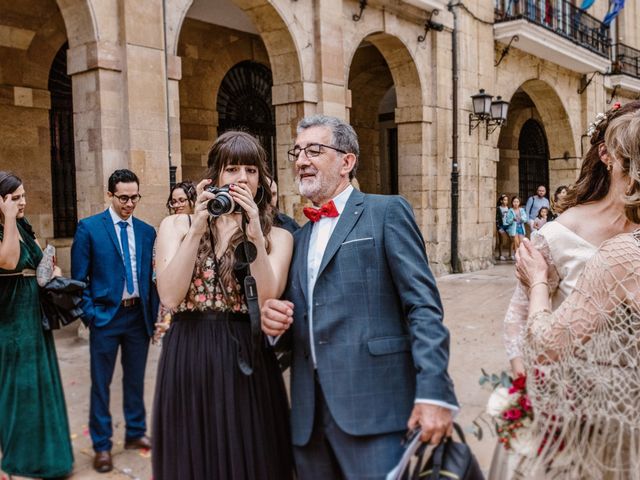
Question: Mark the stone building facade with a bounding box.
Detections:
[2,0,640,274]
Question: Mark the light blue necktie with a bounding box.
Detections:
[117,221,134,294]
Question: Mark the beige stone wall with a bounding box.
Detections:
[177,19,270,182]
[4,0,640,274]
[0,0,67,239]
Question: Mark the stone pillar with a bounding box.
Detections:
[272,81,318,222]
[121,0,171,226]
[454,1,497,272]
[68,0,176,228]
[314,0,347,118]
[67,41,125,221]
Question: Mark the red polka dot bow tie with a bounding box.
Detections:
[303,200,340,223]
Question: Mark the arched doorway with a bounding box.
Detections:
[497,80,577,203]
[518,119,549,200]
[217,60,276,176]
[173,0,304,196]
[48,42,77,238]
[348,42,398,194]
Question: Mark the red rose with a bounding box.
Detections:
[502,408,523,421]
[509,375,527,394]
[518,394,532,412]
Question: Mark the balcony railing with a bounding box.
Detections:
[494,0,610,58]
[613,43,640,78]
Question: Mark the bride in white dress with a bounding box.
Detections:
[490,100,640,479]
[515,109,640,479]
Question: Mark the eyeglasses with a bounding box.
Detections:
[113,194,142,204]
[169,198,188,207]
[287,143,347,162]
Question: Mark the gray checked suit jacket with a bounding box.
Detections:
[285,189,458,447]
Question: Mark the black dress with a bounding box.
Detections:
[152,254,293,479]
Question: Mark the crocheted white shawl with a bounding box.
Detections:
[522,231,640,480]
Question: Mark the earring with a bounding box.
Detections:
[607,163,612,172]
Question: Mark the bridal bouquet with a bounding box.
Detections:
[481,370,534,453]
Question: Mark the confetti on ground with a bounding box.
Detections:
[139,448,151,458]
[82,427,89,436]
[71,433,78,440]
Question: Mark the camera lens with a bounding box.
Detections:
[207,192,235,217]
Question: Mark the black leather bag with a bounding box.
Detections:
[40,276,87,331]
[402,423,485,480]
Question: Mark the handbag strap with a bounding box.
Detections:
[453,422,467,444]
[411,442,446,480]
[411,422,467,480]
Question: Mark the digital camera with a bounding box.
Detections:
[205,184,242,217]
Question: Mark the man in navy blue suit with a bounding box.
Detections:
[262,115,458,479]
[72,169,158,473]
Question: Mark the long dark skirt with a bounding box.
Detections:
[152,311,293,480]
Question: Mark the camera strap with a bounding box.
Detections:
[238,215,261,376]
[207,216,261,376]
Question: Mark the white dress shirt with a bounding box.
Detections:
[307,184,354,367]
[108,207,139,299]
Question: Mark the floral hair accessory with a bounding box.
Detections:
[587,102,623,138]
[587,112,607,138]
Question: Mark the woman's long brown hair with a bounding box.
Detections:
[559,101,640,213]
[196,131,274,290]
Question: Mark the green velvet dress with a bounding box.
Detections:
[0,218,73,478]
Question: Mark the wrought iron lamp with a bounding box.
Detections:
[487,96,509,136]
[469,89,509,139]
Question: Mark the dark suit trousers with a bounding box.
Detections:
[89,304,149,452]
[294,377,404,480]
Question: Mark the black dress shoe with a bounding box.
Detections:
[124,435,152,450]
[93,450,113,473]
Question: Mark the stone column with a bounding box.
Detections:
[67,41,125,221]
[272,81,318,222]
[314,0,347,119]
[120,0,171,226]
[68,0,177,228]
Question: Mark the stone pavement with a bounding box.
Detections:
[1,263,516,479]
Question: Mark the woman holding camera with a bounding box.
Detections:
[152,132,294,479]
[0,171,73,479]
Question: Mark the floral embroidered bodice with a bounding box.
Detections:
[175,255,248,314]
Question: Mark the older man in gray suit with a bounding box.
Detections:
[262,115,458,479]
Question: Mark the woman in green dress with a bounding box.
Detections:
[0,171,73,479]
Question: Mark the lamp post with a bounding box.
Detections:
[486,96,509,138]
[468,89,509,139]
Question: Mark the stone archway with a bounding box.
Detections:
[346,32,424,200]
[348,43,396,194]
[498,80,577,202]
[55,0,98,48]
[170,0,306,211]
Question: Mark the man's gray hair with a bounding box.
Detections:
[297,115,359,179]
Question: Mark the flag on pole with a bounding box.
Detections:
[579,0,596,10]
[603,0,625,26]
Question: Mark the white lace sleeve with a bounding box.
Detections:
[503,232,560,360]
